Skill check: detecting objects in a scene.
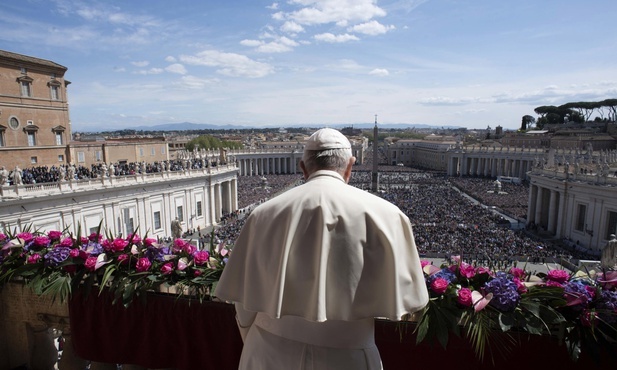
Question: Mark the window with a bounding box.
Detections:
[20,67,27,75]
[56,132,63,145]
[95,151,102,161]
[0,126,4,147]
[176,206,184,222]
[20,81,32,97]
[27,132,36,146]
[151,147,155,156]
[139,147,144,156]
[607,211,617,240]
[77,152,85,163]
[9,117,19,130]
[50,85,60,100]
[161,147,166,154]
[153,211,162,230]
[30,156,37,164]
[58,155,64,162]
[123,208,135,235]
[575,204,587,232]
[196,201,203,217]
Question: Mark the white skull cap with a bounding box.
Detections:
[304,128,351,151]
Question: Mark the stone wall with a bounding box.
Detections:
[0,281,68,370]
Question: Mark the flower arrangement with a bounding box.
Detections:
[0,226,229,307]
[1,226,616,363]
[412,256,617,363]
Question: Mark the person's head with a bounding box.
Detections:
[300,128,356,182]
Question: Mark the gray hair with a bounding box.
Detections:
[302,148,352,174]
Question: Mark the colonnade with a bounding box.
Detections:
[236,155,299,176]
[449,156,534,179]
[527,182,564,236]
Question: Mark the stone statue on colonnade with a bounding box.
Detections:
[0,166,8,186]
[171,218,182,239]
[10,166,22,185]
[601,235,617,269]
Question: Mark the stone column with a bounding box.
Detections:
[547,190,558,234]
[534,186,544,229]
[527,185,537,226]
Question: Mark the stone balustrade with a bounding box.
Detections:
[0,163,238,200]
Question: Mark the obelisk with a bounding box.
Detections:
[371,115,380,193]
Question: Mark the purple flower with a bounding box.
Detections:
[597,290,617,324]
[564,280,594,309]
[427,268,457,285]
[44,246,71,267]
[484,272,520,312]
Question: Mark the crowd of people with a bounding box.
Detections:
[208,165,589,265]
[1,155,594,263]
[0,157,227,185]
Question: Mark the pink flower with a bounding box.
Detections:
[459,263,476,279]
[161,262,174,275]
[430,278,449,295]
[193,250,210,266]
[143,238,157,247]
[194,270,203,277]
[457,287,473,307]
[173,239,188,252]
[69,248,80,258]
[47,230,62,241]
[475,267,492,276]
[547,269,569,284]
[60,237,74,247]
[177,257,188,271]
[183,244,197,255]
[117,254,129,264]
[17,232,34,243]
[32,236,50,247]
[0,233,6,241]
[420,260,430,268]
[88,233,102,242]
[127,233,141,244]
[81,236,90,244]
[509,267,525,279]
[598,271,617,290]
[135,257,151,272]
[85,256,97,271]
[111,238,129,252]
[27,254,42,264]
[514,277,528,293]
[546,280,564,288]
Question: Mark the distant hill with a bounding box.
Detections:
[78,122,464,133]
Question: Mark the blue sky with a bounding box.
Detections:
[1,0,616,132]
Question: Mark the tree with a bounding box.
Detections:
[521,115,535,130]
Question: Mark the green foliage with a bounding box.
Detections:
[185,135,243,151]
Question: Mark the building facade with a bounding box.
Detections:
[0,50,71,168]
[528,167,617,252]
[0,165,239,239]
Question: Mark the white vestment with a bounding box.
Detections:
[215,170,429,369]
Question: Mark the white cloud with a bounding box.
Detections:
[283,0,386,26]
[165,56,177,63]
[280,21,304,34]
[241,33,299,53]
[267,2,279,10]
[314,33,359,43]
[135,68,164,75]
[174,75,217,89]
[131,61,150,67]
[369,68,389,77]
[348,20,395,36]
[179,50,275,78]
[165,63,187,75]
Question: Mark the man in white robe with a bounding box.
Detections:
[215,128,429,370]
